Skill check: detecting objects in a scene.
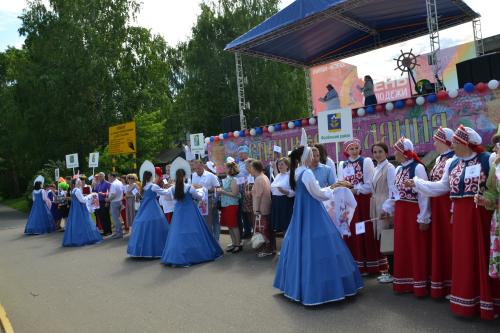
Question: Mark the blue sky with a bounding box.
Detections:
[1,0,499,81]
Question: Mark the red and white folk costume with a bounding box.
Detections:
[426,127,456,298]
[414,126,500,319]
[338,139,386,274]
[383,137,431,297]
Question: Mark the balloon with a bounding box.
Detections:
[476,82,488,93]
[205,137,210,144]
[416,96,425,105]
[240,130,246,137]
[405,98,415,107]
[288,121,295,129]
[234,131,240,138]
[367,106,375,114]
[294,120,302,127]
[375,104,384,113]
[352,109,357,118]
[223,133,228,139]
[488,79,499,90]
[263,126,268,133]
[301,119,309,127]
[250,128,256,136]
[427,94,437,103]
[219,134,224,140]
[256,127,262,135]
[268,125,275,133]
[244,129,250,137]
[464,82,475,93]
[437,90,448,100]
[228,132,233,138]
[357,108,366,117]
[395,100,405,109]
[274,124,282,131]
[281,122,288,130]
[385,102,394,111]
[214,136,219,142]
[210,136,215,142]
[448,89,459,98]
[309,117,316,125]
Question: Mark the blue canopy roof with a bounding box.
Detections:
[225,0,479,67]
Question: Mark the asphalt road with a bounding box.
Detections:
[0,204,498,333]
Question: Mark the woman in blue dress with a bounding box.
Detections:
[62,178,102,246]
[161,167,223,267]
[46,184,63,230]
[273,131,363,306]
[127,164,170,258]
[25,176,55,235]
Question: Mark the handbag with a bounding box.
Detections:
[380,228,394,255]
[251,214,266,249]
[134,200,141,211]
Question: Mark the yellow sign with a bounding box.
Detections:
[109,121,136,155]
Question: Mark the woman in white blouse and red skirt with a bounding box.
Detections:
[383,137,431,297]
[408,126,500,320]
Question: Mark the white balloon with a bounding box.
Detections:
[416,96,425,106]
[448,89,459,98]
[385,102,394,111]
[488,79,499,90]
[233,131,240,138]
[268,126,275,133]
[288,121,295,129]
[308,117,317,125]
[218,134,224,140]
[357,108,366,117]
[250,128,256,136]
[204,137,210,144]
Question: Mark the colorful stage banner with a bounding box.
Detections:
[208,91,499,170]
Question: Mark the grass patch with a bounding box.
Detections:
[0,196,30,213]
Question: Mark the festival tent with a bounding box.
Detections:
[225,0,479,67]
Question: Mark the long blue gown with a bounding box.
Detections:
[127,187,169,258]
[161,186,223,266]
[62,189,102,246]
[273,170,363,305]
[25,190,55,235]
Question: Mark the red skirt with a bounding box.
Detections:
[220,205,238,228]
[449,197,500,320]
[165,212,173,224]
[393,200,431,297]
[345,193,388,274]
[430,194,453,299]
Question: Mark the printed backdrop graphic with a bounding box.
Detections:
[208,91,499,170]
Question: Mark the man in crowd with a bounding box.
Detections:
[93,172,112,236]
[106,172,124,239]
[191,159,221,240]
[310,147,335,187]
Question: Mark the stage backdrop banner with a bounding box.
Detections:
[318,108,353,144]
[208,91,498,170]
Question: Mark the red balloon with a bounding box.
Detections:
[301,119,309,126]
[263,126,268,133]
[228,132,233,138]
[437,90,449,100]
[352,109,357,118]
[214,136,219,142]
[281,122,288,130]
[244,129,250,136]
[476,82,488,93]
[405,98,415,107]
[375,104,384,113]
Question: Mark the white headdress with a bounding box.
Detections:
[139,160,155,182]
[206,161,217,174]
[300,128,311,163]
[170,157,192,181]
[34,175,44,186]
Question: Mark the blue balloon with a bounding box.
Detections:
[395,100,405,109]
[427,94,437,103]
[240,130,246,137]
[294,120,301,127]
[210,136,214,142]
[367,105,375,114]
[464,82,475,93]
[256,127,263,135]
[223,133,228,139]
[275,124,282,131]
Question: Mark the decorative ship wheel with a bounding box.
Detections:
[394,49,420,95]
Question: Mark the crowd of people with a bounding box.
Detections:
[23,124,500,320]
